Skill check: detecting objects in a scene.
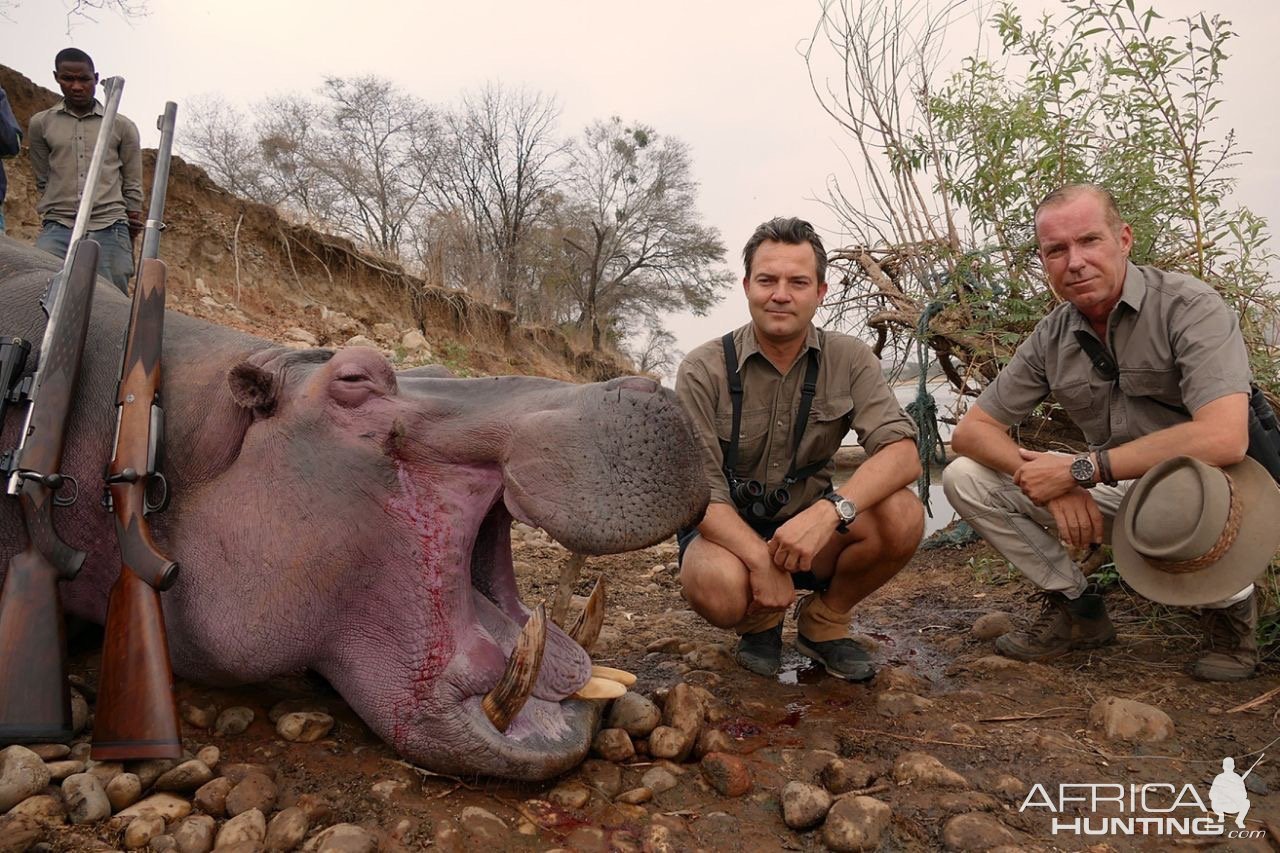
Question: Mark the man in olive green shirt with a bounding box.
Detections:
[28,47,143,293]
[676,217,923,681]
[945,183,1259,680]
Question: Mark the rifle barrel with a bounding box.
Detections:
[140,102,177,262]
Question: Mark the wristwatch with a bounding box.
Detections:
[823,492,857,533]
[1070,453,1097,489]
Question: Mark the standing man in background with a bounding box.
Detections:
[28,47,143,292]
[0,84,21,232]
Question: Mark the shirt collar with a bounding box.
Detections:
[1067,260,1146,331]
[737,322,822,372]
[55,98,104,118]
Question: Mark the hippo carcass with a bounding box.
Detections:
[0,236,708,780]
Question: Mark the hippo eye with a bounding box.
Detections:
[330,372,378,406]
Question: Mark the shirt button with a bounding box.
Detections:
[776,420,783,427]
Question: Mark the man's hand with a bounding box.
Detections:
[746,560,796,613]
[1013,448,1077,505]
[1046,488,1104,549]
[126,210,144,239]
[767,501,838,573]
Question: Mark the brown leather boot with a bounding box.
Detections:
[994,589,1116,661]
[1191,593,1258,682]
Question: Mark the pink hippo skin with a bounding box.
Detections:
[0,236,708,780]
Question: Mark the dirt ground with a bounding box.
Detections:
[33,523,1280,853]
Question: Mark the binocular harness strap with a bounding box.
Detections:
[720,332,825,491]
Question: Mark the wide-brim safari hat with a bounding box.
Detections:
[1113,455,1280,606]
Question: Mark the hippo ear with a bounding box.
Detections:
[228,362,279,417]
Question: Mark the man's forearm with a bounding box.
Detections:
[697,502,772,570]
[1105,399,1244,479]
[951,418,1024,476]
[836,439,922,510]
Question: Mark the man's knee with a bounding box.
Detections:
[678,543,750,629]
[864,489,924,560]
[942,456,1001,516]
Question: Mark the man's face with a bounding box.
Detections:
[1036,192,1133,317]
[54,61,97,112]
[744,240,828,345]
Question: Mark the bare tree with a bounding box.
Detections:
[428,83,564,316]
[627,323,683,378]
[306,76,439,255]
[559,118,730,351]
[178,95,276,203]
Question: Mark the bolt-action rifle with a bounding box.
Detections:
[0,77,126,743]
[91,101,183,760]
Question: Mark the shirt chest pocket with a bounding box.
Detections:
[802,395,854,458]
[1118,368,1185,412]
[716,408,772,470]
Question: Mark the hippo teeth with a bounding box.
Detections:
[482,603,548,733]
[567,577,606,652]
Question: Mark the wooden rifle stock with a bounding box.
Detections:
[91,256,181,760]
[0,240,100,744]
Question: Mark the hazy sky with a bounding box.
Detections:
[5,1,1278,372]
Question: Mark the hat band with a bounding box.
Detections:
[1146,472,1241,574]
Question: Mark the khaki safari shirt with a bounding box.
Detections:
[27,98,143,231]
[977,262,1252,449]
[676,323,917,519]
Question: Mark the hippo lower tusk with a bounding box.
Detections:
[482,604,547,733]
[551,553,587,627]
[590,664,636,686]
[567,577,605,652]
[571,676,627,700]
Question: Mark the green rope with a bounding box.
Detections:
[905,301,947,515]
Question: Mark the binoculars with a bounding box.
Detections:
[729,476,791,521]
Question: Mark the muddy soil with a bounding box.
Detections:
[32,526,1280,852]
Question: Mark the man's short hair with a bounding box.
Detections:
[1034,183,1125,235]
[54,48,95,72]
[743,217,827,283]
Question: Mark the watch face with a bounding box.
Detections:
[836,499,856,521]
[1070,456,1094,482]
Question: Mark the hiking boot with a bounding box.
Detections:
[994,589,1116,662]
[794,633,876,682]
[734,620,784,676]
[1191,593,1258,682]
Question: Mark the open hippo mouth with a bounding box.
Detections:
[371,375,701,781]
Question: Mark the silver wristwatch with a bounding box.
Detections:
[823,492,857,533]
[1070,453,1097,488]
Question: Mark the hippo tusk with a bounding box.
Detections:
[567,577,605,651]
[571,676,627,700]
[482,603,547,733]
[590,664,636,686]
[551,553,588,627]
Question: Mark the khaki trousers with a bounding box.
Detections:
[941,457,1250,607]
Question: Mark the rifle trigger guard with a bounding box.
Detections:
[144,472,170,515]
[51,475,79,507]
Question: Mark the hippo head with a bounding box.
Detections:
[162,346,708,780]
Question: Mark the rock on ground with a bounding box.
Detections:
[893,752,970,789]
[780,781,832,830]
[822,796,892,852]
[1088,697,1174,743]
[0,745,51,812]
[942,812,1020,851]
[62,772,110,824]
[701,753,751,797]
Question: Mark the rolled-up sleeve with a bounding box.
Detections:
[675,358,732,505]
[119,117,143,212]
[1171,292,1252,413]
[977,325,1051,427]
[846,347,917,456]
[27,112,49,194]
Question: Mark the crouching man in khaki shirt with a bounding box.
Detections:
[675,217,924,681]
[945,183,1262,681]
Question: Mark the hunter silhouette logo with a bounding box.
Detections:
[1020,753,1267,838]
[1210,754,1260,829]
